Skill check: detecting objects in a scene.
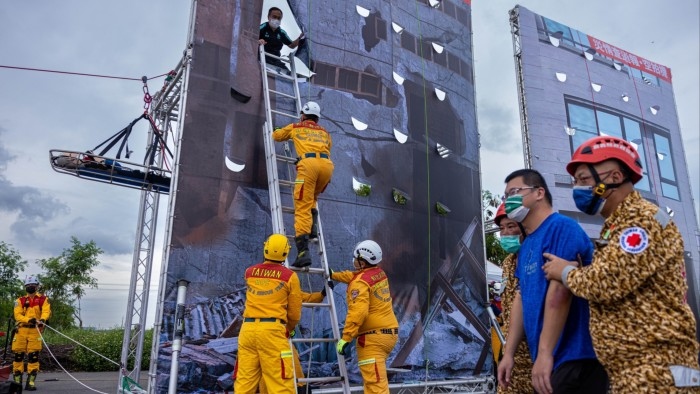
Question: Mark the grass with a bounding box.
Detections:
[37,328,152,372]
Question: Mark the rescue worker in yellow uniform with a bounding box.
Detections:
[542,136,700,393]
[234,234,302,394]
[258,289,325,394]
[331,240,398,394]
[273,101,334,268]
[12,275,51,391]
[493,203,533,394]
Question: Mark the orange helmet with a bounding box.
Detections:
[494,203,507,226]
[566,136,643,184]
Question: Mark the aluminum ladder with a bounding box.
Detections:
[259,45,352,393]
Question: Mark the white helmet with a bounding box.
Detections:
[354,240,382,265]
[25,275,39,286]
[301,101,321,117]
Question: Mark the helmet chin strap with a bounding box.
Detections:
[586,165,627,214]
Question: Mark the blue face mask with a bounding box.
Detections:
[500,235,521,254]
[572,186,606,215]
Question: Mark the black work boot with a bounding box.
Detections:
[293,235,312,268]
[13,371,22,386]
[298,385,314,394]
[309,208,319,242]
[26,371,37,391]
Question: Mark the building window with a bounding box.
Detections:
[653,133,679,200]
[566,100,669,196]
[401,32,416,53]
[313,62,336,87]
[623,118,650,191]
[567,103,597,151]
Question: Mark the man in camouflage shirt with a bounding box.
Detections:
[543,136,700,393]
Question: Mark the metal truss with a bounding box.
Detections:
[509,6,532,169]
[117,50,188,393]
[313,377,496,393]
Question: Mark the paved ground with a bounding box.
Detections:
[17,371,149,393]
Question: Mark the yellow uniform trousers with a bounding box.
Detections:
[259,345,304,393]
[12,327,42,374]
[294,157,333,236]
[356,331,398,394]
[234,321,296,393]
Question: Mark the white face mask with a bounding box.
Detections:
[268,19,281,29]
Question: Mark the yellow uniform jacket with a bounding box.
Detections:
[332,267,398,342]
[244,261,302,332]
[14,293,51,325]
[273,119,331,158]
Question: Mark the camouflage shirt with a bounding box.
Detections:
[499,253,534,394]
[566,191,699,392]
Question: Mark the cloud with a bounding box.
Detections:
[0,129,70,245]
[478,103,521,152]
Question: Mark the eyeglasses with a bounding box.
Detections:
[504,186,537,198]
[572,170,612,186]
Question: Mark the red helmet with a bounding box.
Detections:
[566,136,643,184]
[494,203,507,226]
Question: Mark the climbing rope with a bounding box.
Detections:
[37,324,121,394]
[413,0,434,383]
[0,64,170,82]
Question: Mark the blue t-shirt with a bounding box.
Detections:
[515,213,596,369]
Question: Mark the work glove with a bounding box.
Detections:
[289,328,296,338]
[336,339,350,356]
[326,268,335,289]
[38,319,46,327]
[28,318,37,325]
[321,287,326,297]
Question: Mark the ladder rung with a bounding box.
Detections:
[269,89,297,100]
[282,206,295,214]
[270,108,299,119]
[298,376,343,384]
[279,179,295,188]
[266,71,296,81]
[302,302,330,308]
[292,337,336,344]
[277,155,297,164]
[290,266,326,275]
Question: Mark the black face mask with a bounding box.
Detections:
[26,286,37,294]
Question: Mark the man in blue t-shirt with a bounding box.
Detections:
[497,169,608,394]
[258,7,304,69]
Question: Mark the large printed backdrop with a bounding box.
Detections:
[155,1,488,391]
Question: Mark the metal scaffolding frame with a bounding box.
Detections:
[312,376,495,393]
[509,7,532,170]
[117,50,189,393]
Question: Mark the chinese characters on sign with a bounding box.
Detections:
[587,35,672,82]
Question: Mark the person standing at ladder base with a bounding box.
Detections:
[273,101,334,268]
[233,234,302,393]
[12,275,51,391]
[258,7,304,70]
[332,240,398,394]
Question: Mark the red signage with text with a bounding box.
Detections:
[587,35,672,82]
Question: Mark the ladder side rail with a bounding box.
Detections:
[288,50,302,115]
[315,209,352,393]
[263,123,285,234]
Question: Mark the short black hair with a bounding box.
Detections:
[268,7,282,17]
[505,169,553,206]
[303,114,319,123]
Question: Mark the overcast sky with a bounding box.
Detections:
[0,1,697,328]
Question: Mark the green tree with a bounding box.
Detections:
[37,237,102,329]
[482,190,509,266]
[0,242,27,321]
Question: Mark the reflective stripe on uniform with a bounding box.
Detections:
[358,358,376,366]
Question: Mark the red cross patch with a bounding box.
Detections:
[619,227,649,254]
